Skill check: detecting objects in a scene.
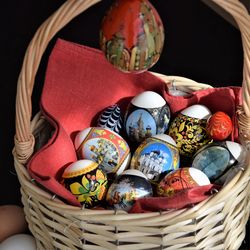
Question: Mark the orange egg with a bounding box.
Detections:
[0,205,28,242]
[207,111,233,140]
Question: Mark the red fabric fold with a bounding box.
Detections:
[129,184,220,213]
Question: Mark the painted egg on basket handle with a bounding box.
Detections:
[192,141,244,182]
[106,169,153,211]
[100,0,164,73]
[168,104,212,158]
[124,91,171,143]
[62,160,108,208]
[130,134,180,183]
[74,127,131,175]
[157,167,210,197]
[207,111,233,141]
[97,104,123,134]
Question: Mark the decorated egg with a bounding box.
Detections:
[100,0,164,73]
[192,141,244,182]
[131,134,180,183]
[74,127,130,175]
[207,111,233,140]
[97,104,123,134]
[106,169,153,211]
[168,104,212,157]
[124,91,171,143]
[157,167,210,197]
[62,160,108,208]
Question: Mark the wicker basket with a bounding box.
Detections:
[14,0,250,249]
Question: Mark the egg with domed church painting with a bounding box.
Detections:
[124,91,171,143]
[131,134,180,183]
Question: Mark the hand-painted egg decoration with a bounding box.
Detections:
[100,0,164,73]
[97,104,123,134]
[192,141,243,182]
[74,127,130,175]
[168,104,212,158]
[124,91,171,143]
[131,134,180,183]
[62,160,108,208]
[207,111,233,141]
[157,167,210,197]
[106,169,153,211]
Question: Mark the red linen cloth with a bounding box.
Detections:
[27,39,241,208]
[129,184,219,213]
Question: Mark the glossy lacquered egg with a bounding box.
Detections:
[62,160,108,208]
[157,167,210,197]
[124,91,171,143]
[97,104,123,134]
[168,104,212,157]
[192,141,243,182]
[106,169,153,211]
[100,0,164,73]
[75,127,130,175]
[131,134,180,183]
[207,111,233,140]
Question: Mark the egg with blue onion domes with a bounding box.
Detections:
[124,91,171,143]
[130,134,180,183]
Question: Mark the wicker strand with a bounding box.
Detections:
[212,1,250,117]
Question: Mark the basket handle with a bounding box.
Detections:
[15,0,250,163]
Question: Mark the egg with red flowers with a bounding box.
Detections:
[157,167,210,197]
[207,111,233,141]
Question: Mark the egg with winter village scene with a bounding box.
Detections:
[192,141,244,182]
[97,104,123,134]
[124,91,171,143]
[106,169,153,211]
[130,134,180,183]
[62,160,108,208]
[157,167,210,197]
[168,104,212,158]
[74,127,130,176]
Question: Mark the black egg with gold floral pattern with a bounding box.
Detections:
[168,104,212,158]
[62,160,108,208]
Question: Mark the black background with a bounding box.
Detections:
[1,0,249,248]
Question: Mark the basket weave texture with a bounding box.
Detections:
[14,0,250,249]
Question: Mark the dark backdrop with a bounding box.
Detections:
[1,0,249,248]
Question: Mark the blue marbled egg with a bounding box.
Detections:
[97,104,123,134]
[192,145,233,182]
